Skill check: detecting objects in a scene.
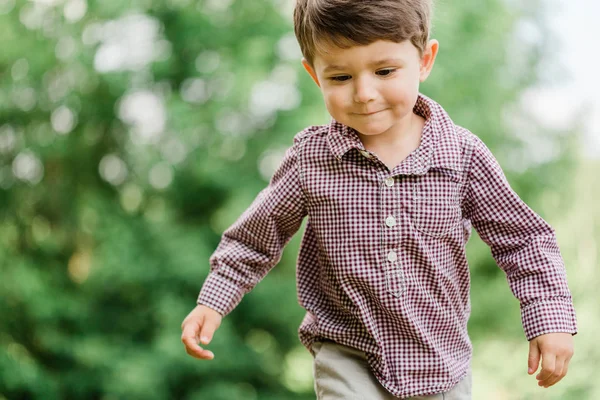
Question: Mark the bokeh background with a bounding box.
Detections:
[1,0,598,399]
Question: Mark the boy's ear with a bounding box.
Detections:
[302,58,321,88]
[419,39,439,82]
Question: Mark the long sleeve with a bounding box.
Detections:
[462,135,577,340]
[197,144,307,317]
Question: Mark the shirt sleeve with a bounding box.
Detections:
[197,144,307,317]
[463,135,577,341]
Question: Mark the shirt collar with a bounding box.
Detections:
[326,93,463,175]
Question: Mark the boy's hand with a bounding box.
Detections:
[181,304,222,360]
[527,332,574,388]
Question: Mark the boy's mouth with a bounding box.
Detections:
[355,109,385,116]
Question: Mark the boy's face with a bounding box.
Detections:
[302,39,439,139]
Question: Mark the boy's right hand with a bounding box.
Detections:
[181,304,222,360]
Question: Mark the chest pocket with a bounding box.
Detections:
[409,170,463,237]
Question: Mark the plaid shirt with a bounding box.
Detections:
[197,93,577,398]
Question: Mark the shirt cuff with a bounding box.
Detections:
[197,272,246,317]
[521,298,578,341]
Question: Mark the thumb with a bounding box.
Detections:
[528,340,541,375]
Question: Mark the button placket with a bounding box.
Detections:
[381,174,405,297]
[383,176,397,229]
[385,268,405,298]
[387,251,397,262]
[385,216,396,227]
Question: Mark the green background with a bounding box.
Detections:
[1,0,597,399]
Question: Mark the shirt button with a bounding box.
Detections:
[359,150,372,159]
[387,251,397,262]
[385,216,396,227]
[385,177,394,187]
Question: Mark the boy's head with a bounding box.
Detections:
[293,0,439,140]
[294,0,433,68]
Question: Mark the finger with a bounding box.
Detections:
[181,323,215,360]
[536,352,556,382]
[182,334,215,360]
[199,315,221,345]
[185,344,215,360]
[544,353,573,388]
[561,357,570,378]
[528,341,541,375]
[181,318,201,344]
[540,359,564,388]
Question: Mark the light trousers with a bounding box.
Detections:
[312,340,472,400]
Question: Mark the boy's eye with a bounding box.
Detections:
[330,75,351,82]
[328,69,396,82]
[376,68,396,76]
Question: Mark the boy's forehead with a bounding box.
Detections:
[312,39,418,70]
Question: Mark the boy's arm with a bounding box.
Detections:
[197,144,307,317]
[462,135,577,341]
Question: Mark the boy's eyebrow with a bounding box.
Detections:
[322,58,405,73]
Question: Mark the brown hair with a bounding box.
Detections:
[294,0,433,67]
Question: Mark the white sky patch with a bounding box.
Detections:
[521,0,600,159]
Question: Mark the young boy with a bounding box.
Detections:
[181,0,577,398]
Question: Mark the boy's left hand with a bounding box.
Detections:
[528,332,574,388]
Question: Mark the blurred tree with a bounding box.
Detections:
[0,0,584,399]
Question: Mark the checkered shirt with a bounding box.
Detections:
[197,93,577,398]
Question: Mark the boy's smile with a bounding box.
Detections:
[302,39,438,147]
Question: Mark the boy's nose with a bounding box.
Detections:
[353,77,376,104]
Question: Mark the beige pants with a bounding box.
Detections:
[312,340,472,400]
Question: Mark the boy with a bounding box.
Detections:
[182,0,577,398]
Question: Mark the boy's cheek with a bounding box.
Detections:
[323,91,346,109]
[323,103,337,119]
[324,98,347,118]
[321,93,336,109]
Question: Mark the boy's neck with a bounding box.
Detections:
[354,112,425,171]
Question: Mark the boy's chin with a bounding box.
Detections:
[348,123,389,137]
